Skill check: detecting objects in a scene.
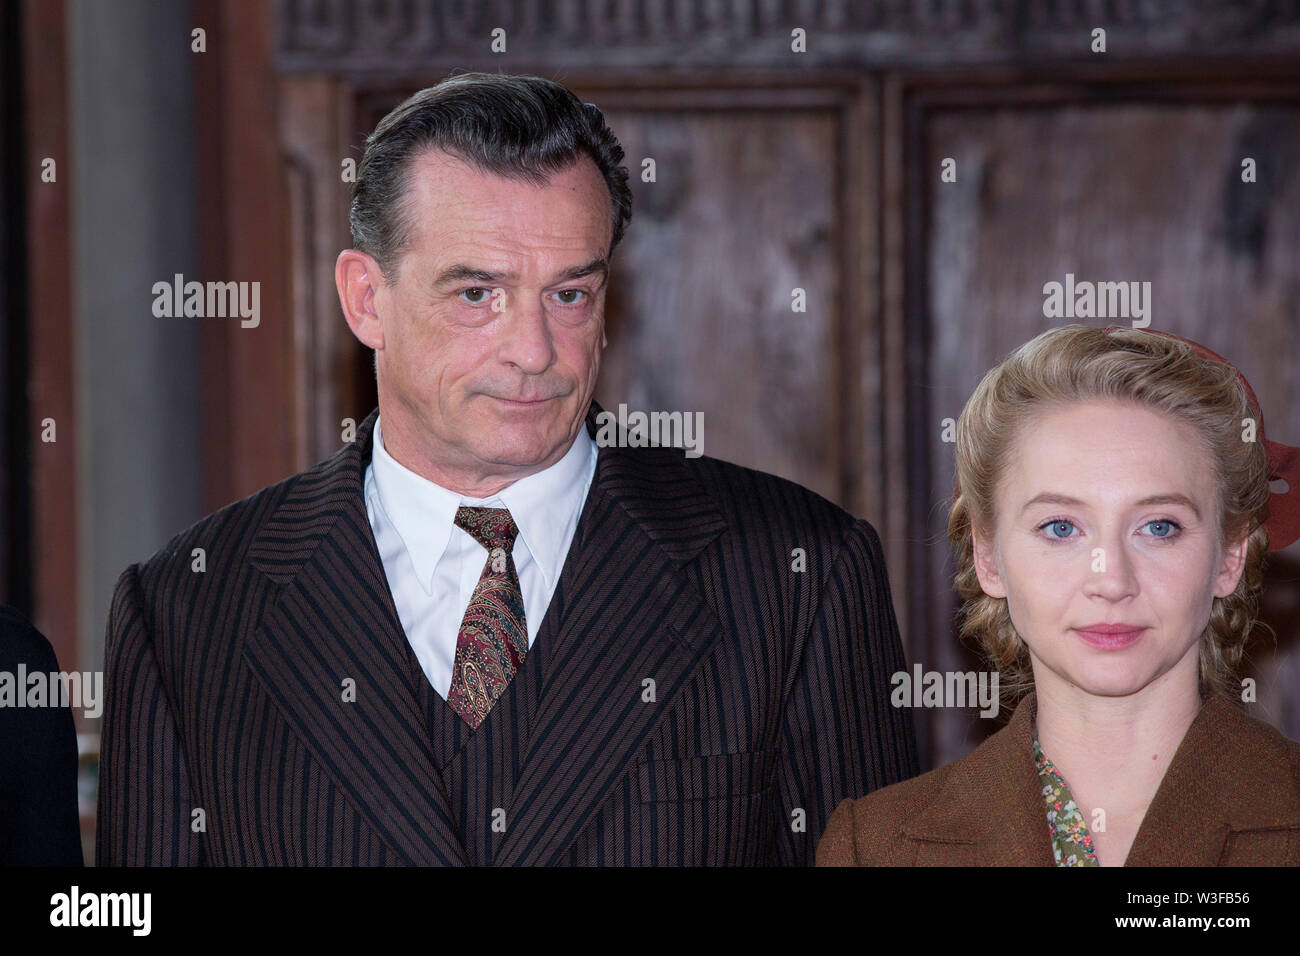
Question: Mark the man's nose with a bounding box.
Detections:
[497,293,556,374]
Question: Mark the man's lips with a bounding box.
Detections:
[487,395,556,406]
[1071,624,1148,649]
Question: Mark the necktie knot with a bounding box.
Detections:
[454,506,519,553]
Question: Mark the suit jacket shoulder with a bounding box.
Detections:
[132,464,303,588]
[679,450,892,599]
[637,442,874,556]
[685,451,854,527]
[816,761,959,866]
[118,433,347,663]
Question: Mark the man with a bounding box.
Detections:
[97,72,917,865]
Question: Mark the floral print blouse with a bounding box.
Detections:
[1032,734,1099,866]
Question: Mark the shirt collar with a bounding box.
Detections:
[367,414,597,593]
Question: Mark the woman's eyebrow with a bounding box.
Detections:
[1132,493,1202,519]
[1018,492,1085,516]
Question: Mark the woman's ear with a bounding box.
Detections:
[1212,527,1252,599]
[972,524,1007,599]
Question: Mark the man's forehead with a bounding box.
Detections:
[391,156,610,282]
[406,147,496,188]
[404,146,604,203]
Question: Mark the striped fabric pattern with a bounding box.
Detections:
[96,402,919,865]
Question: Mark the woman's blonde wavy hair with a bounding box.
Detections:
[948,324,1272,710]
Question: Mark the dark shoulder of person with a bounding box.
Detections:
[0,604,84,866]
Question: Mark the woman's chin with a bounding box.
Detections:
[1050,659,1159,699]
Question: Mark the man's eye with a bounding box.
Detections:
[460,288,490,304]
[554,289,586,305]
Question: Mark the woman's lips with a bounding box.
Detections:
[1072,625,1148,649]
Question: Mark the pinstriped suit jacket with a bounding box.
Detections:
[96,401,918,865]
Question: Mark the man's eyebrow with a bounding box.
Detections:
[554,257,609,283]
[1018,491,1202,519]
[432,257,608,288]
[433,265,512,287]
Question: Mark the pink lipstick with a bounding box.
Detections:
[1072,624,1147,650]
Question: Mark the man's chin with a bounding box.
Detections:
[460,399,585,462]
[469,431,571,472]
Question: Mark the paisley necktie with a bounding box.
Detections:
[447,507,528,729]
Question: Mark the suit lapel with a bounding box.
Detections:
[243,408,469,865]
[494,400,729,865]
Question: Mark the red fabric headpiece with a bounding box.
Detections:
[1105,326,1300,551]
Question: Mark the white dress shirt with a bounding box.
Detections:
[363,414,598,700]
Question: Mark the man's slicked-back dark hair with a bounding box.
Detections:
[350,71,633,282]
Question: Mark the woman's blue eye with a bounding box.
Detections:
[1040,519,1077,539]
[1142,519,1181,539]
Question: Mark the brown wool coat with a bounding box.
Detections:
[817,690,1300,866]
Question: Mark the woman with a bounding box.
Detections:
[817,324,1300,866]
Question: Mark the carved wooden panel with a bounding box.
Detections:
[280,75,365,469]
[593,92,843,505]
[274,0,1300,72]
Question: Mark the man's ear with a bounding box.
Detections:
[336,249,386,350]
[971,523,1007,599]
[1212,527,1252,599]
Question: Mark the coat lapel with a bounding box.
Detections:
[494,400,729,865]
[243,408,469,865]
[1127,695,1300,865]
